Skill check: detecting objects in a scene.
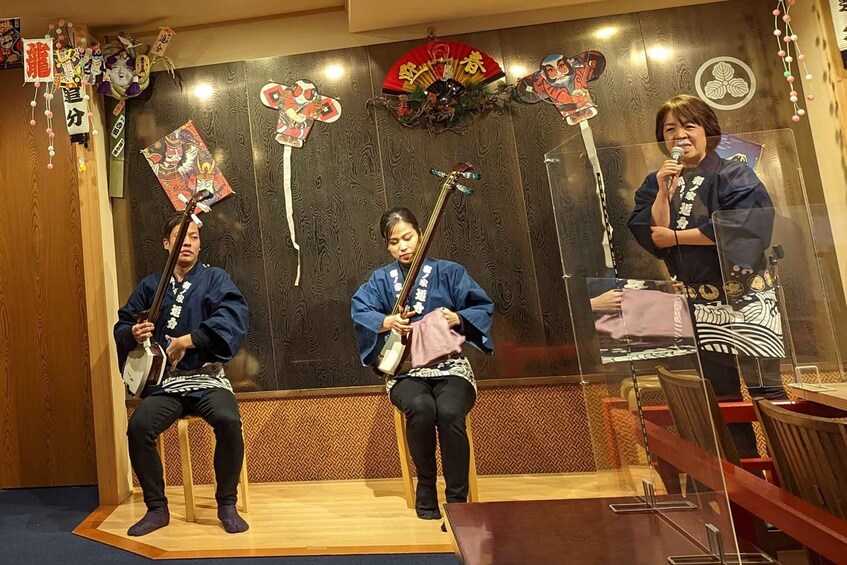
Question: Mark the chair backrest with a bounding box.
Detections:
[656,367,741,466]
[752,398,847,519]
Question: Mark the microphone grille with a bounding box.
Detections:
[670,145,685,160]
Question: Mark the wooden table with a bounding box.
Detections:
[788,382,847,411]
[443,497,706,565]
[645,419,847,564]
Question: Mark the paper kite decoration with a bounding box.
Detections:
[382,38,504,96]
[141,120,234,212]
[260,79,342,286]
[260,80,342,147]
[515,50,606,125]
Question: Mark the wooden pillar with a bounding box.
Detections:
[793,0,847,308]
[73,25,132,506]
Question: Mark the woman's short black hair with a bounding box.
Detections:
[379,207,421,241]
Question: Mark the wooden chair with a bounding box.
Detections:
[393,407,479,508]
[656,366,741,465]
[752,398,847,520]
[156,416,250,522]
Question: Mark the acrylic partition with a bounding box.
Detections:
[707,130,846,394]
[545,127,750,562]
[713,203,845,392]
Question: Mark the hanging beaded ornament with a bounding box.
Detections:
[772,0,815,122]
[27,19,103,170]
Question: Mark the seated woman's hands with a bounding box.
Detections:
[590,289,622,314]
[381,307,415,334]
[440,307,461,328]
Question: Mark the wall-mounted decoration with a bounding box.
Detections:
[141,120,234,212]
[260,80,341,147]
[514,51,606,126]
[24,20,103,170]
[0,17,22,69]
[694,56,756,111]
[369,36,509,134]
[100,29,176,198]
[516,50,613,268]
[770,1,815,121]
[261,80,342,286]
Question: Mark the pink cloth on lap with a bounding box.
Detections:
[410,310,466,368]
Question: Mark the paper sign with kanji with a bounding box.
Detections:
[23,39,53,82]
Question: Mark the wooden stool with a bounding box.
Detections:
[156,416,249,522]
[393,408,479,508]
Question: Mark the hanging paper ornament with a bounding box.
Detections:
[0,17,22,69]
[516,50,613,268]
[23,38,57,168]
[260,80,342,286]
[515,50,606,126]
[771,1,814,121]
[260,80,342,146]
[825,0,847,70]
[23,19,104,169]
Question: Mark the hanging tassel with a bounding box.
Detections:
[98,71,112,95]
[127,75,140,97]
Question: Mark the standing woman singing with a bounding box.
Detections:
[627,94,785,455]
[351,207,494,520]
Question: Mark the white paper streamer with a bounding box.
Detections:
[579,120,614,270]
[283,145,301,286]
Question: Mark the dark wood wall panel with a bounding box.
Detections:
[637,2,825,198]
[118,0,844,390]
[123,62,275,390]
[500,13,652,374]
[368,31,553,379]
[638,0,847,353]
[244,48,388,388]
[0,72,96,487]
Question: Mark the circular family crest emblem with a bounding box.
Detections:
[694,56,756,111]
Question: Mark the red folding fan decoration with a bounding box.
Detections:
[382,39,505,95]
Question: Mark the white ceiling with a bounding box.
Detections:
[3,0,617,37]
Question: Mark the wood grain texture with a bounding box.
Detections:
[368,31,552,379]
[245,47,388,388]
[76,86,133,505]
[122,62,275,391]
[0,70,96,487]
[500,13,654,374]
[118,0,844,390]
[76,473,638,560]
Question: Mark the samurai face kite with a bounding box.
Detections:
[260,80,342,148]
[516,50,606,126]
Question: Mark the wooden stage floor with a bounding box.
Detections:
[74,471,647,559]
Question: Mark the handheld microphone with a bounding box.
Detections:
[667,145,685,193]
